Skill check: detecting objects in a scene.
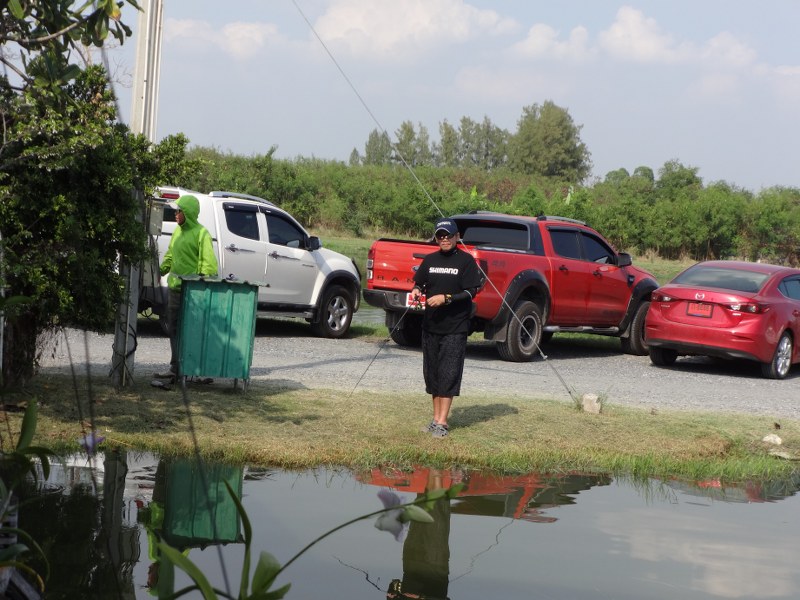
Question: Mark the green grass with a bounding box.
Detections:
[8,373,799,483]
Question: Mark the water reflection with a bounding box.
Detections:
[139,458,243,595]
[15,454,800,599]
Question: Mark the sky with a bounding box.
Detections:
[108,0,800,192]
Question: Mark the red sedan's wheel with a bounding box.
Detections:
[761,332,793,379]
[649,346,677,367]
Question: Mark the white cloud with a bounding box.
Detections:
[163,18,217,45]
[686,73,742,102]
[598,6,689,64]
[700,32,756,68]
[597,6,757,70]
[761,64,800,104]
[597,508,798,598]
[221,22,281,60]
[512,24,594,62]
[164,18,282,60]
[312,0,517,61]
[453,65,570,109]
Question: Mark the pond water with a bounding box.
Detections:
[15,451,800,599]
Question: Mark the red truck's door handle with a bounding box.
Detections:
[593,269,602,277]
[559,265,568,272]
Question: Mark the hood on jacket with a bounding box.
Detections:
[175,194,201,225]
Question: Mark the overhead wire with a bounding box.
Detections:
[291,0,578,402]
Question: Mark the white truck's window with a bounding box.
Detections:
[224,207,260,241]
[266,214,304,248]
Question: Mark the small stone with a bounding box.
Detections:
[762,433,782,445]
[582,393,601,414]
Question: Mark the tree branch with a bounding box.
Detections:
[1,7,104,47]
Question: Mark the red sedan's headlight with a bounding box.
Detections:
[724,302,769,314]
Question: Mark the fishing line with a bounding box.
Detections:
[348,303,419,397]
[293,1,578,402]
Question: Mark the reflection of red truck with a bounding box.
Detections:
[364,212,658,361]
[357,466,612,522]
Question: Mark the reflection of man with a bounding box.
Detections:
[139,460,168,595]
[387,471,451,600]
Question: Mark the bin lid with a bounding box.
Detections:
[179,275,267,287]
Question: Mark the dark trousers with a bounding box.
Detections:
[167,288,182,374]
[422,331,468,397]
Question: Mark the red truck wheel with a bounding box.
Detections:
[620,301,649,356]
[497,301,543,362]
[389,314,423,347]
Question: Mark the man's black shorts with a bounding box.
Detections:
[422,331,468,397]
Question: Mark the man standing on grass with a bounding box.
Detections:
[410,218,483,438]
[154,194,218,382]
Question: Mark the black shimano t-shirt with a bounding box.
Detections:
[413,247,483,335]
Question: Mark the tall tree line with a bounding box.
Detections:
[180,148,800,267]
[352,100,591,182]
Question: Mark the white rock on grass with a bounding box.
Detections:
[582,393,602,414]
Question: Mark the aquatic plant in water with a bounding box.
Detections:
[154,481,464,599]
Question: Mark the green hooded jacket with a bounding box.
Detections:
[160,194,218,290]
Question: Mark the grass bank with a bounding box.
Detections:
[7,373,798,483]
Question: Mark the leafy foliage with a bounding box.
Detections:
[175,149,800,266]
[1,0,139,94]
[0,66,173,384]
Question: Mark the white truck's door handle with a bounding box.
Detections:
[226,243,255,254]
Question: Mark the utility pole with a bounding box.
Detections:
[111,0,164,386]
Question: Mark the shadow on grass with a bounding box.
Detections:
[450,403,519,429]
[23,374,325,438]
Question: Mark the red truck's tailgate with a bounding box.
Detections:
[367,239,437,292]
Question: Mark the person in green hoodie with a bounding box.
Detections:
[154,194,218,380]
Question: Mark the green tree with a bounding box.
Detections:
[393,120,417,166]
[0,67,162,387]
[507,100,592,182]
[0,0,137,95]
[739,187,800,264]
[604,168,630,185]
[414,122,433,167]
[434,119,459,167]
[363,128,392,165]
[475,115,508,171]
[348,148,361,166]
[632,165,655,184]
[0,0,159,387]
[458,116,480,168]
[655,159,702,200]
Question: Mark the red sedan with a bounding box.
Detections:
[645,260,800,379]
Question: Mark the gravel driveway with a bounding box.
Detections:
[39,317,800,421]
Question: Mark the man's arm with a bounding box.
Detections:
[197,230,218,276]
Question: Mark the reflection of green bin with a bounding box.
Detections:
[162,459,244,550]
[178,277,258,389]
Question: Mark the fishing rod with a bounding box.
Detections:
[290,1,579,403]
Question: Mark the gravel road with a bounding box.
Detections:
[39,316,799,421]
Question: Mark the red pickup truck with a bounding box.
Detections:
[363,212,658,361]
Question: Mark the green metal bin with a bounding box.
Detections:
[178,277,258,390]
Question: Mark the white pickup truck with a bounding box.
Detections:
[139,186,361,337]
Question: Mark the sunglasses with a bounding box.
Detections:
[435,232,455,240]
